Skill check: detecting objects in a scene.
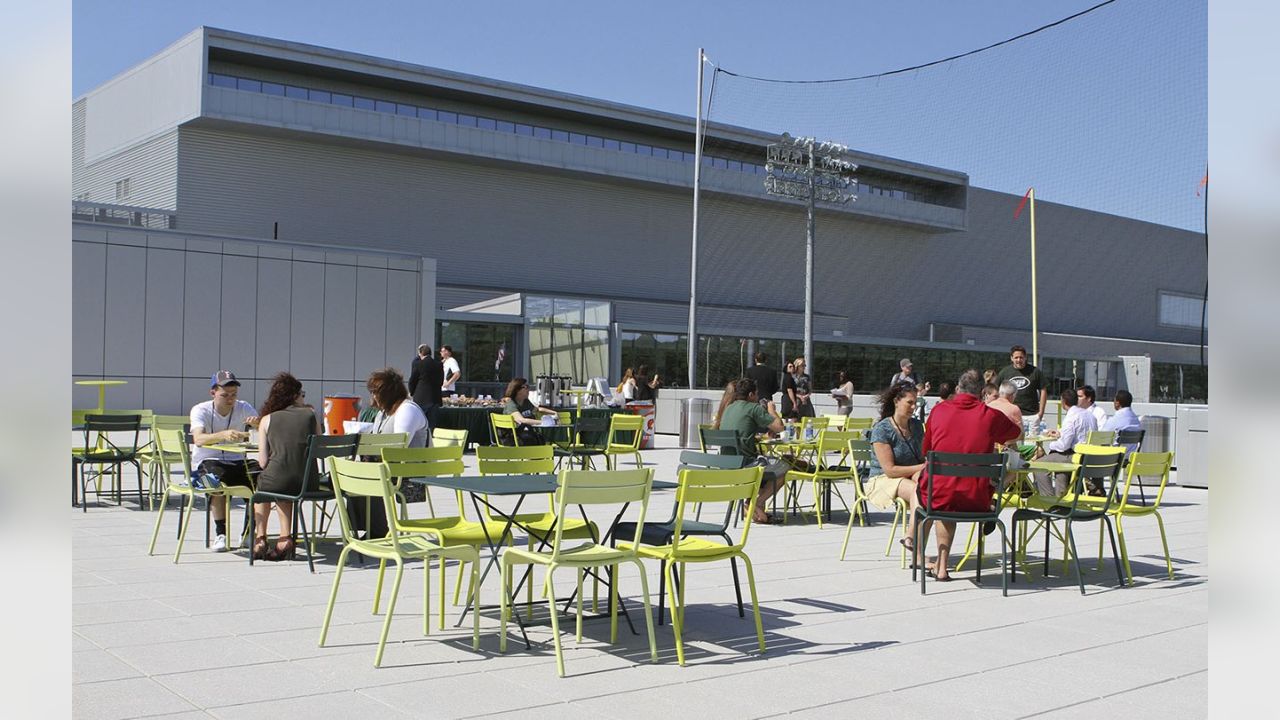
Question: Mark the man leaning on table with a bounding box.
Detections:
[190,371,260,552]
[1032,387,1098,497]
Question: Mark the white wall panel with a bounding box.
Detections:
[182,251,222,377]
[143,377,182,418]
[354,266,388,377]
[103,244,147,376]
[322,264,357,380]
[386,269,420,368]
[255,258,293,378]
[72,241,107,376]
[218,255,259,376]
[143,248,185,376]
[289,260,325,380]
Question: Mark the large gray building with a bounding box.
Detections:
[72,27,1207,413]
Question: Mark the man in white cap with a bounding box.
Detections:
[890,358,927,390]
[190,371,260,552]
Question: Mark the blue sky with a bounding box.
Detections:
[72,0,1205,229]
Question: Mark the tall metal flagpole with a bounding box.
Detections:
[804,138,815,375]
[1029,187,1039,366]
[687,48,704,390]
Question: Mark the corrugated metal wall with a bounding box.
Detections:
[71,222,431,415]
[73,126,179,209]
[172,125,1205,359]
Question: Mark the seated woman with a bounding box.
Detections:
[712,379,737,429]
[254,372,319,561]
[862,382,927,564]
[501,377,557,446]
[367,367,428,448]
[716,377,786,524]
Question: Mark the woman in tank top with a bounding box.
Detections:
[254,372,319,561]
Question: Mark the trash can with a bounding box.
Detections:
[1139,415,1172,454]
[680,398,715,448]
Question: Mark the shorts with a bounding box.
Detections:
[197,459,260,487]
[864,474,903,510]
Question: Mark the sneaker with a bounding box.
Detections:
[211,534,228,553]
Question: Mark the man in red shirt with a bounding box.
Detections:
[916,369,1021,580]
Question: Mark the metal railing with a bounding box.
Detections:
[72,201,176,229]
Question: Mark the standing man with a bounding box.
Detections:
[890,358,920,388]
[744,351,779,408]
[1076,385,1108,429]
[190,371,260,552]
[408,343,444,431]
[995,345,1047,427]
[440,345,461,397]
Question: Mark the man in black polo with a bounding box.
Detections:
[407,343,444,431]
[744,351,779,407]
[995,345,1047,426]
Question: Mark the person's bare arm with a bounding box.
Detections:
[192,426,247,446]
[511,410,540,427]
[255,414,272,467]
[873,442,925,479]
[1037,388,1048,420]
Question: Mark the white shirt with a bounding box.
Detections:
[190,399,257,465]
[1103,407,1142,432]
[375,400,428,448]
[441,357,461,392]
[1047,405,1098,454]
[1087,404,1108,429]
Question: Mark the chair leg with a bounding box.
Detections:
[469,553,481,649]
[452,560,466,605]
[1154,511,1175,580]
[546,567,566,677]
[440,557,449,629]
[148,487,170,556]
[318,546,350,648]
[374,560,405,667]
[975,527,984,585]
[882,501,901,558]
[248,501,257,566]
[1043,519,1052,577]
[373,559,388,614]
[575,568,585,643]
[996,521,1009,597]
[174,493,196,563]
[665,561,685,666]
[739,554,766,654]
[1065,521,1085,595]
[955,524,977,572]
[1103,517,1125,587]
[657,560,666,626]
[630,559,658,662]
[728,554,745,618]
[609,564,620,644]
[840,501,857,561]
[1010,517,1018,584]
[499,559,512,653]
[422,556,431,636]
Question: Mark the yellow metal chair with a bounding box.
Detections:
[147,427,234,561]
[476,445,599,615]
[822,413,847,430]
[602,413,645,470]
[622,465,766,666]
[499,468,658,677]
[491,412,520,446]
[1086,430,1116,446]
[381,446,511,628]
[844,417,874,432]
[431,427,469,448]
[1096,451,1176,583]
[783,429,858,527]
[837,439,881,560]
[318,457,479,667]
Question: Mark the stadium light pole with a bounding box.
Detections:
[687,48,705,390]
[764,134,857,375]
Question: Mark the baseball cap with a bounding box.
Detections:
[211,370,241,388]
[900,358,913,369]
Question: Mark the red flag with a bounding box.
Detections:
[1013,188,1032,219]
[1195,172,1208,197]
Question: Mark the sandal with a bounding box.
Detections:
[252,536,269,561]
[266,536,296,562]
[899,538,915,552]
[752,512,776,525]
[926,568,952,582]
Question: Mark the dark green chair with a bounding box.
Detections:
[613,450,749,624]
[913,452,1011,596]
[1011,446,1127,595]
[249,433,358,572]
[74,414,145,511]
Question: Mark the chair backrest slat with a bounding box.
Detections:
[699,428,745,456]
[152,426,193,481]
[678,450,748,470]
[1086,430,1116,446]
[431,427,469,447]
[356,432,409,456]
[476,444,555,475]
[301,433,359,495]
[551,469,653,559]
[1064,445,1126,513]
[381,445,465,478]
[671,466,763,552]
[608,414,645,451]
[490,413,519,446]
[921,451,1007,512]
[328,457,405,550]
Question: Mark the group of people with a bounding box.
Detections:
[188,344,462,557]
[746,352,820,418]
[616,365,662,402]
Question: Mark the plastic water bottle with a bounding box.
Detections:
[1038,420,1047,436]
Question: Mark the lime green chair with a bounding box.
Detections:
[783,429,858,527]
[432,427,469,448]
[490,412,519,446]
[137,415,191,509]
[146,427,250,560]
[1097,451,1176,583]
[381,446,511,628]
[844,417,874,432]
[355,431,410,520]
[822,414,847,430]
[499,468,658,677]
[1086,430,1116,446]
[622,465,766,666]
[838,438,877,560]
[476,444,598,616]
[602,413,645,470]
[319,457,479,667]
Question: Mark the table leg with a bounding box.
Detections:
[461,492,531,647]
